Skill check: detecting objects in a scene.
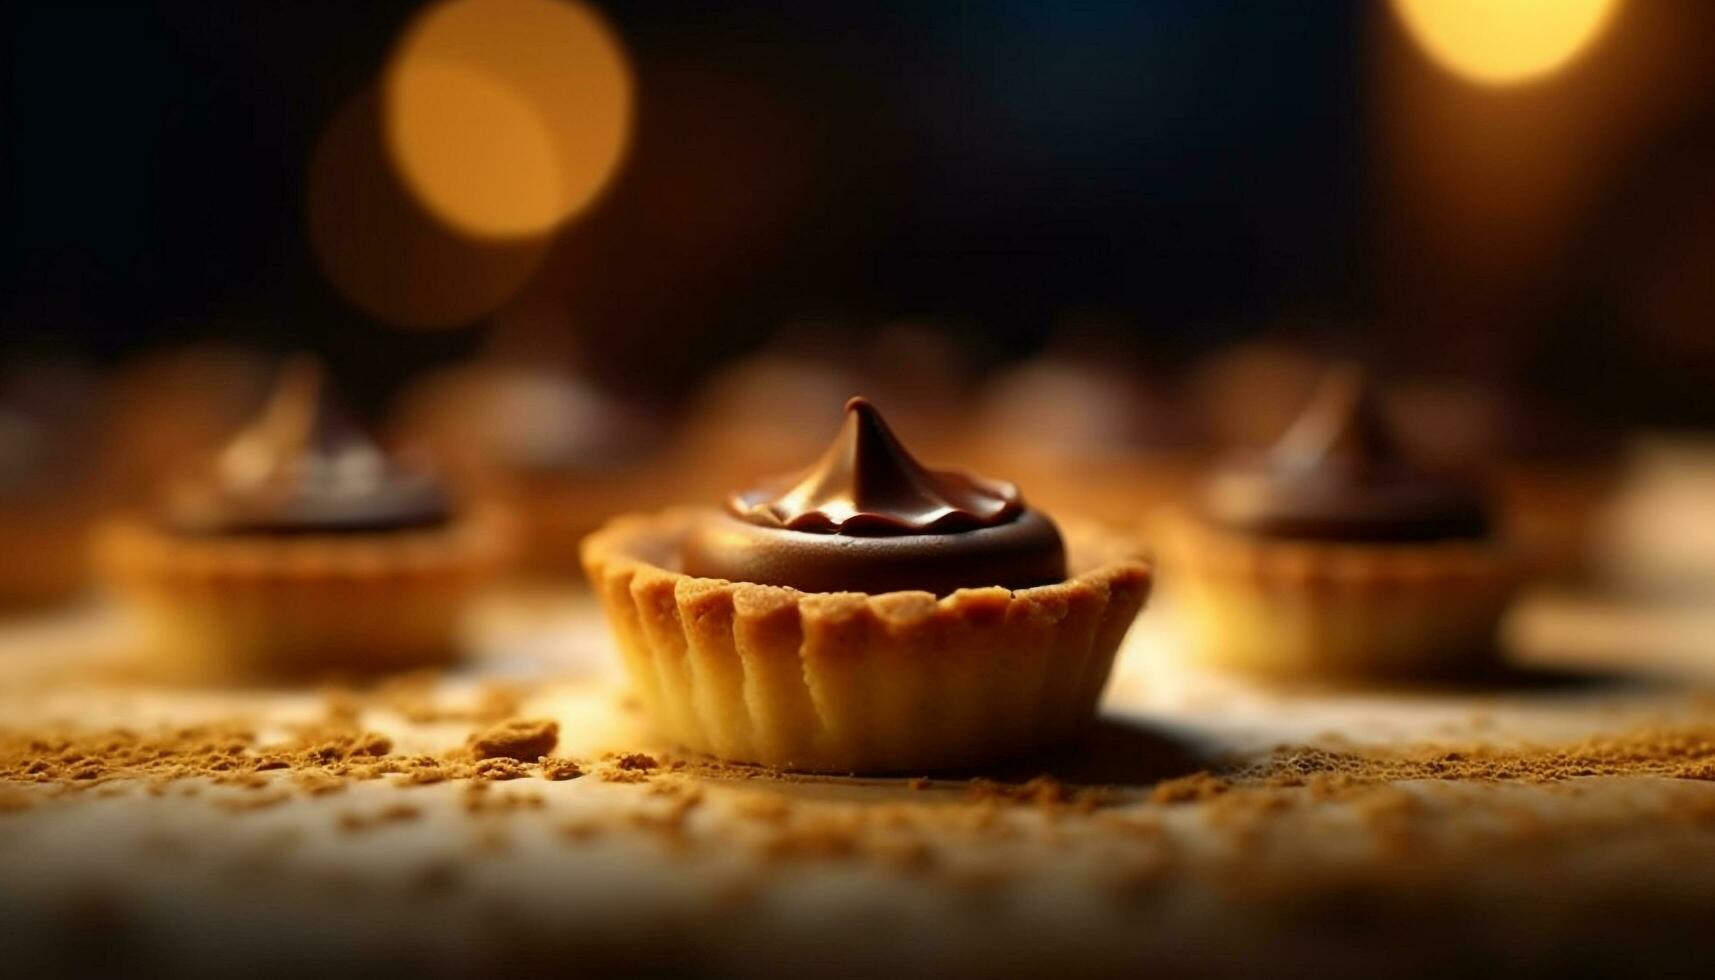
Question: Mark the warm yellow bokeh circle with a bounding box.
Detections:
[1390,0,1623,86]
[383,0,635,239]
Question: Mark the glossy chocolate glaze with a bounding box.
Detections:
[682,398,1066,594]
[165,359,452,536]
[1203,367,1492,543]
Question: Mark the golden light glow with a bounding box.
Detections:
[306,90,551,328]
[384,0,634,238]
[1390,0,1623,86]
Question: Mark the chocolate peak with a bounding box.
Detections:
[1271,366,1397,473]
[683,397,1066,594]
[1203,366,1492,543]
[730,397,1023,536]
[165,357,452,535]
[215,358,371,489]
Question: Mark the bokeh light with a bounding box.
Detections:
[1390,0,1623,86]
[306,89,551,328]
[384,0,634,239]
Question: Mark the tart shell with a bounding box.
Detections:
[1156,509,1523,681]
[581,507,1153,773]
[93,512,510,680]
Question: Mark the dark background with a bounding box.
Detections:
[5,1,1713,425]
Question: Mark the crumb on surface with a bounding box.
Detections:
[467,719,560,762]
[539,757,584,781]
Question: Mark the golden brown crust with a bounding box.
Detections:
[94,510,510,587]
[1156,508,1523,680]
[581,507,1152,772]
[92,511,511,679]
[1157,507,1517,590]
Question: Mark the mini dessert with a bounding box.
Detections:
[582,397,1152,772]
[95,359,507,679]
[394,362,674,578]
[1159,367,1521,680]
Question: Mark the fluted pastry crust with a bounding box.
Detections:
[1157,509,1522,680]
[94,511,509,679]
[582,507,1152,772]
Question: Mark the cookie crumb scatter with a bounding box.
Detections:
[466,719,559,762]
[0,723,398,791]
[1151,772,1232,805]
[214,771,270,790]
[404,764,451,786]
[15,710,1715,911]
[539,757,583,781]
[600,753,660,783]
[472,758,530,781]
[967,775,1104,810]
[292,771,348,796]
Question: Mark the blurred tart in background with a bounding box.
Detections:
[96,358,507,680]
[1159,366,1521,681]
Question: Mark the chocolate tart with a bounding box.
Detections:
[94,359,508,679]
[1159,367,1522,681]
[581,397,1152,772]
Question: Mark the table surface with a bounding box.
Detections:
[5,443,1715,979]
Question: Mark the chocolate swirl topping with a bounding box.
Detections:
[683,398,1065,595]
[730,397,1022,535]
[165,359,452,536]
[1203,367,1491,543]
